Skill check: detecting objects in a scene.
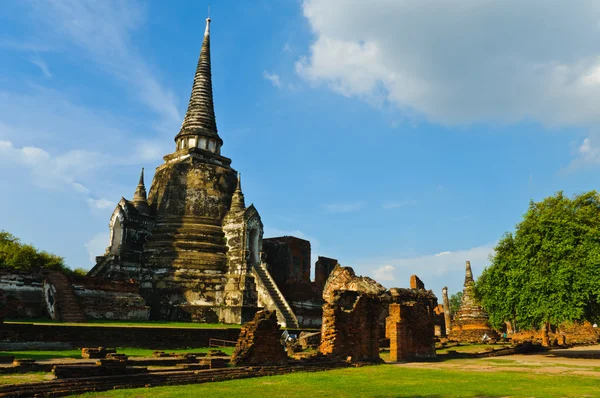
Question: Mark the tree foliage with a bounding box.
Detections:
[449,291,463,317]
[476,191,600,330]
[0,231,67,272]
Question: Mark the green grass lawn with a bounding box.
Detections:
[78,364,600,398]
[0,372,52,385]
[4,319,241,329]
[0,347,234,360]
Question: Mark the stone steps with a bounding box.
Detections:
[253,265,299,328]
[45,272,86,323]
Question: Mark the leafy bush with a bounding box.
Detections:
[0,231,70,273]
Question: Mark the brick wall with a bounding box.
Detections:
[319,291,382,362]
[230,310,288,366]
[314,257,338,293]
[0,323,242,349]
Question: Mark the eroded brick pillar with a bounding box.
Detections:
[387,303,409,362]
[442,286,451,336]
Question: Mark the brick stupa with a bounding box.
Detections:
[449,261,497,342]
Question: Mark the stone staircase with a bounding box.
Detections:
[45,271,86,323]
[253,263,299,328]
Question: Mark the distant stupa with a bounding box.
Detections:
[449,261,497,342]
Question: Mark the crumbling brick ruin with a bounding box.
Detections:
[320,290,382,362]
[230,310,288,366]
[510,321,600,346]
[262,237,338,327]
[315,256,338,292]
[410,275,425,290]
[450,261,498,342]
[442,286,452,336]
[433,304,446,337]
[386,276,437,361]
[319,265,387,362]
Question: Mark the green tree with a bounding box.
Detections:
[449,291,463,317]
[475,191,600,330]
[0,231,66,272]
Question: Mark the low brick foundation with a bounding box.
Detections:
[0,323,242,349]
[0,362,355,397]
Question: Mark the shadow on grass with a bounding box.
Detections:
[547,348,600,359]
[374,395,503,398]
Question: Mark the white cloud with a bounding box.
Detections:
[86,198,115,210]
[323,201,365,213]
[0,140,98,190]
[381,199,416,209]
[29,55,52,77]
[565,136,600,171]
[373,265,395,281]
[298,0,600,128]
[355,243,496,296]
[85,232,109,264]
[263,70,282,88]
[71,182,90,194]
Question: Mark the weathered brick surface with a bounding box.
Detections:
[0,323,241,349]
[386,283,437,361]
[81,347,116,359]
[314,257,338,292]
[511,321,600,346]
[319,291,382,362]
[387,302,436,361]
[433,304,446,336]
[231,310,288,366]
[410,275,425,290]
[322,265,387,305]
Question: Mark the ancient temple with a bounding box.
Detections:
[90,17,263,324]
[449,261,497,342]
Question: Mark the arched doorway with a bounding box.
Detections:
[109,217,123,255]
[249,228,260,266]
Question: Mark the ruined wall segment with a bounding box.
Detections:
[319,265,388,362]
[442,286,452,336]
[320,291,382,362]
[314,256,338,292]
[262,237,328,327]
[386,278,437,361]
[263,236,311,289]
[230,310,288,366]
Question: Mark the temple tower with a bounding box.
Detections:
[140,16,261,323]
[90,17,261,324]
[449,261,497,342]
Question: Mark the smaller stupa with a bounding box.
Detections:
[449,261,497,342]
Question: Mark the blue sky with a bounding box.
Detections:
[1,0,600,298]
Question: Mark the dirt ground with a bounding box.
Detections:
[396,345,600,377]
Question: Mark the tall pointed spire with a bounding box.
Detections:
[230,173,246,212]
[464,260,474,286]
[133,168,149,214]
[176,15,221,149]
